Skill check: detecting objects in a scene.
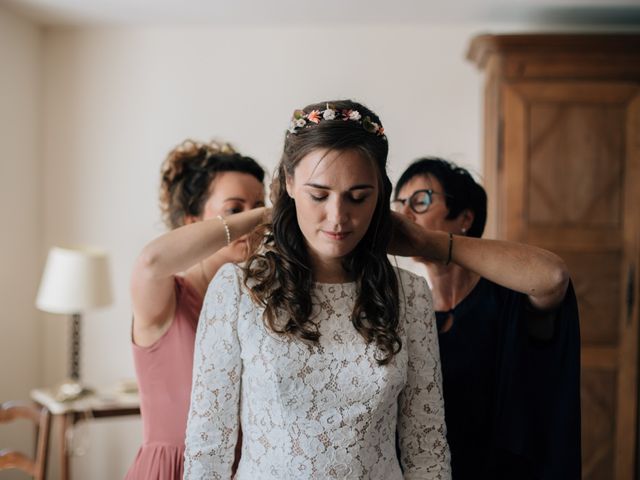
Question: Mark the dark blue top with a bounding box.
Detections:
[435,278,581,480]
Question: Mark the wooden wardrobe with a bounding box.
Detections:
[468,34,640,480]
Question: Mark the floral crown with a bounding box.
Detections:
[287,104,386,139]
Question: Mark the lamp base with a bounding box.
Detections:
[54,379,94,402]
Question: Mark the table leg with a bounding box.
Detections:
[59,413,72,480]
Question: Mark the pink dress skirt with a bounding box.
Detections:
[125,276,201,480]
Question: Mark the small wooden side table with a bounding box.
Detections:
[31,387,140,480]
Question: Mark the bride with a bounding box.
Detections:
[184,100,451,479]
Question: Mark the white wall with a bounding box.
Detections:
[0,7,632,476]
[11,14,637,479]
[38,24,484,478]
[0,6,42,479]
[37,25,485,477]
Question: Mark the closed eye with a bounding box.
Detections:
[348,195,368,204]
[224,206,244,215]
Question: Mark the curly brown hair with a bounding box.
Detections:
[159,139,265,229]
[244,100,401,365]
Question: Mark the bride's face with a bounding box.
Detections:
[286,148,379,278]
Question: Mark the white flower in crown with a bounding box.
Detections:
[295,118,306,128]
[323,108,336,120]
[348,110,361,121]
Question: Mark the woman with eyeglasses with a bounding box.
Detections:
[390,157,581,480]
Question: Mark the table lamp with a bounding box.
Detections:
[35,246,113,401]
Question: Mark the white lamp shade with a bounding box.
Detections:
[36,246,114,314]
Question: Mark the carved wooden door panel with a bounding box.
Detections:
[501,81,640,480]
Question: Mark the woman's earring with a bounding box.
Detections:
[461,227,467,235]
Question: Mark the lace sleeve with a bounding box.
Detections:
[184,264,242,479]
[398,274,451,479]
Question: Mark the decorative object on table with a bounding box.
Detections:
[36,246,113,402]
[114,378,139,395]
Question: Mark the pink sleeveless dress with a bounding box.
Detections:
[125,276,202,480]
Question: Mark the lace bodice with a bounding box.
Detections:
[184,264,450,479]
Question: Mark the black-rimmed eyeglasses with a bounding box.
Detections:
[391,189,452,214]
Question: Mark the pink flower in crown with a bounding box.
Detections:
[307,110,321,124]
[347,110,361,121]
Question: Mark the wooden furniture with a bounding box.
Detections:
[0,400,51,479]
[468,34,640,480]
[31,388,140,480]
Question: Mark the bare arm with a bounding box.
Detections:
[390,213,569,310]
[130,207,267,346]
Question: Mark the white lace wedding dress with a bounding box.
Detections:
[184,263,450,479]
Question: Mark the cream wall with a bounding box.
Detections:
[0,17,491,477]
[0,6,42,479]
[0,7,635,476]
[38,24,484,477]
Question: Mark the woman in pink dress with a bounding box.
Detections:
[126,139,266,479]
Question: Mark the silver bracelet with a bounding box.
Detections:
[216,215,231,245]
